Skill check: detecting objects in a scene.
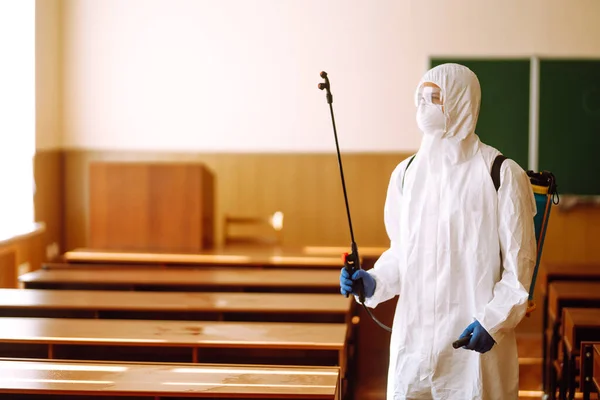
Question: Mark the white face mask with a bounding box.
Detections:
[416,103,445,136]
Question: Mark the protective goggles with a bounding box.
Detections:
[416,85,443,106]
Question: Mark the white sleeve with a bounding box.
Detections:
[359,161,406,308]
[477,159,537,342]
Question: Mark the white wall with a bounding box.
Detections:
[36,0,62,150]
[61,0,600,152]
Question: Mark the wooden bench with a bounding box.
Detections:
[545,282,600,399]
[580,343,600,400]
[540,262,600,393]
[63,248,346,269]
[560,308,600,399]
[0,288,352,323]
[0,358,341,399]
[19,268,341,294]
[0,317,349,374]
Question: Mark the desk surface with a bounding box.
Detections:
[543,262,600,277]
[19,268,340,289]
[562,308,600,353]
[0,289,351,314]
[546,282,600,321]
[302,246,386,258]
[0,317,347,350]
[64,248,346,268]
[539,262,600,293]
[0,358,340,398]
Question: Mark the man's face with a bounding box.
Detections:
[415,81,446,136]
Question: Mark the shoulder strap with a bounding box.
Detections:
[401,155,416,190]
[491,155,507,192]
[401,154,507,192]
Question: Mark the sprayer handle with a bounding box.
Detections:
[343,252,365,303]
[452,335,472,349]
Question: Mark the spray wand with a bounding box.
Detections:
[318,71,392,333]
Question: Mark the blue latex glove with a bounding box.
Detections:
[339,268,376,299]
[459,320,495,353]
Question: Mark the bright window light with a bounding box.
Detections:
[0,0,36,237]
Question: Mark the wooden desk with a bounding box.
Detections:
[19,268,341,294]
[0,318,348,372]
[545,282,600,399]
[580,342,600,400]
[63,248,345,269]
[45,260,341,271]
[540,263,600,296]
[540,262,600,394]
[595,345,600,399]
[0,358,341,399]
[0,289,352,323]
[302,246,385,258]
[561,308,600,399]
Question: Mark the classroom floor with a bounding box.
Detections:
[356,334,546,400]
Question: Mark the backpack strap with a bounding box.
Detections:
[402,153,507,192]
[401,155,416,191]
[491,155,507,192]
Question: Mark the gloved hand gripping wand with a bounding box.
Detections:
[318,71,392,333]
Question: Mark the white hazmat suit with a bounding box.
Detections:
[363,63,537,399]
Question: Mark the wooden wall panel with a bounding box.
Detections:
[63,150,600,259]
[0,248,16,288]
[64,150,408,251]
[34,149,63,260]
[541,204,600,264]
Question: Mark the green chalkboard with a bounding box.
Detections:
[430,59,531,170]
[538,60,600,196]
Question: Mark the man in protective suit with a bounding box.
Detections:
[340,63,537,399]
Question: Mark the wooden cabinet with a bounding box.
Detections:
[89,162,215,252]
